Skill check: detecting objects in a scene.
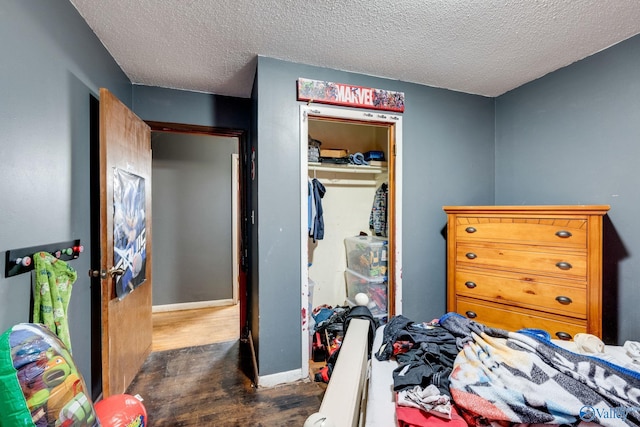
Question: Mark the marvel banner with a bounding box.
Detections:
[297,78,405,112]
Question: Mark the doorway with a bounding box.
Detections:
[147,122,248,349]
[89,108,250,397]
[147,121,248,352]
[151,132,238,307]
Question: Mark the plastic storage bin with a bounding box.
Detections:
[345,268,387,316]
[344,235,388,278]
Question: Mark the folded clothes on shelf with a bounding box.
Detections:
[349,152,368,165]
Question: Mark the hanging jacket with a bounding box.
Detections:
[308,178,313,233]
[370,182,388,237]
[311,178,326,242]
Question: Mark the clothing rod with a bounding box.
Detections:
[321,179,379,186]
[308,164,387,174]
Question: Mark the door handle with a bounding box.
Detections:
[108,267,125,277]
[89,269,106,279]
[89,267,125,279]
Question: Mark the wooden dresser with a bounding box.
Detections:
[443,205,609,340]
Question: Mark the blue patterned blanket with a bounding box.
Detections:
[439,313,640,427]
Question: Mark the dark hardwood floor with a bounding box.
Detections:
[126,339,327,426]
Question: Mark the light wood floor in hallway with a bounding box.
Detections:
[152,304,240,351]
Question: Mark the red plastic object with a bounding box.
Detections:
[94,394,147,427]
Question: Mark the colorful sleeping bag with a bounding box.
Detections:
[440,312,640,427]
[0,323,99,427]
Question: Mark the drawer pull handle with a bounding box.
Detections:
[555,331,572,340]
[555,296,572,305]
[465,227,477,233]
[555,230,572,238]
[555,261,572,270]
[465,311,477,319]
[465,281,477,289]
[465,253,477,260]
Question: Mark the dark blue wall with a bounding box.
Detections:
[0,0,131,390]
[132,85,251,130]
[495,34,640,344]
[254,57,495,375]
[0,2,254,394]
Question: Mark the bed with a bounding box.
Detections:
[305,311,640,427]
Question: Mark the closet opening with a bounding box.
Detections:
[299,105,403,379]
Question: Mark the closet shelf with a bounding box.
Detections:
[308,162,387,175]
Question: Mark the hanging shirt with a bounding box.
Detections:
[370,182,388,237]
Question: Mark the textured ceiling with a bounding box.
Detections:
[69,0,640,99]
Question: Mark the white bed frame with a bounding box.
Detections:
[304,318,372,427]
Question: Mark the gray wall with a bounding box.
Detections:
[495,34,640,344]
[132,85,252,130]
[152,133,238,305]
[254,57,495,376]
[0,0,131,391]
[0,2,252,395]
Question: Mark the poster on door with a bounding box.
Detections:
[113,168,147,298]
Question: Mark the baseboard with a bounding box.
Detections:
[244,328,307,388]
[152,299,235,313]
[258,368,304,388]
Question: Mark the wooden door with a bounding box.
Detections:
[99,88,153,397]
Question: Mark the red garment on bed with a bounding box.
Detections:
[396,402,468,427]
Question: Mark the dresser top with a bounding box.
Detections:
[443,205,610,215]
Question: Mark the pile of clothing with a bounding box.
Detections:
[311,305,379,383]
[376,313,640,427]
[375,315,467,426]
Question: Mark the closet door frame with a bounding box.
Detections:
[299,105,403,378]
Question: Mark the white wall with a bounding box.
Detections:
[308,174,382,307]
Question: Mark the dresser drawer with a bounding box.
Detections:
[455,217,587,248]
[454,269,587,318]
[456,243,586,279]
[456,298,586,340]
